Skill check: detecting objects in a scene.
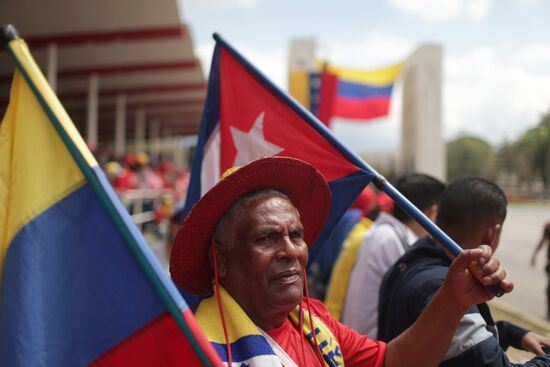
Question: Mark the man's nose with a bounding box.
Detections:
[277,236,303,260]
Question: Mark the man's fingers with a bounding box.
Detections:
[499,279,514,293]
[523,333,547,356]
[481,257,500,274]
[531,343,545,356]
[452,245,492,270]
[481,267,505,285]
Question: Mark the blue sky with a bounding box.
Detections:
[179,0,550,153]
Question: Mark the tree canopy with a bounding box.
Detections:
[446,110,550,197]
[446,134,495,181]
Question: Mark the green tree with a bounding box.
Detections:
[446,135,495,181]
[513,112,550,196]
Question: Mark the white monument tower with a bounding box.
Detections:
[399,44,445,180]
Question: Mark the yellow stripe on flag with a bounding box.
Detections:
[9,40,96,166]
[319,61,403,86]
[288,70,311,108]
[0,41,95,278]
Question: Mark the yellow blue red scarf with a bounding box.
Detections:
[195,286,344,367]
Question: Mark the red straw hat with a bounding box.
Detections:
[170,156,331,295]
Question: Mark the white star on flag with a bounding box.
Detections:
[230,112,284,166]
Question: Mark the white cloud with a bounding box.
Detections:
[444,45,550,144]
[388,0,491,22]
[464,0,491,21]
[321,32,415,68]
[194,41,287,90]
[195,42,215,77]
[511,42,550,70]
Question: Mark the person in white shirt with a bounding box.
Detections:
[342,173,445,338]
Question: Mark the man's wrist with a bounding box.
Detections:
[435,283,469,317]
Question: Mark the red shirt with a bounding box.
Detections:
[266,298,386,367]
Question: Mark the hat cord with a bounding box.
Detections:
[212,241,232,366]
[303,269,326,366]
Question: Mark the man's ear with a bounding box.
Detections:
[210,241,227,279]
[425,204,438,222]
[485,223,502,250]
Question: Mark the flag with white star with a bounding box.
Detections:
[182,34,376,263]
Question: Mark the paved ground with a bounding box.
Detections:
[495,204,550,321]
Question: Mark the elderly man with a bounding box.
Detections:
[171,157,512,367]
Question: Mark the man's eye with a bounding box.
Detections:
[290,231,303,239]
[255,235,273,243]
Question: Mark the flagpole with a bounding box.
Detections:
[1,24,222,366]
[212,33,504,296]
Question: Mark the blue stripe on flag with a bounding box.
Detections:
[182,46,222,218]
[337,81,393,99]
[308,170,373,264]
[0,184,166,367]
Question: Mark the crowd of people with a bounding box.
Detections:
[168,156,550,367]
[101,152,190,237]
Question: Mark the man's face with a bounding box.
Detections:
[220,194,308,325]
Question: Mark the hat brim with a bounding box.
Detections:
[170,156,331,295]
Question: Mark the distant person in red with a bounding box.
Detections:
[113,154,138,192]
[103,161,122,186]
[134,152,164,190]
[531,222,550,320]
[376,191,394,213]
[156,160,175,189]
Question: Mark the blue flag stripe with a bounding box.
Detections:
[183,45,222,216]
[0,184,164,366]
[337,81,394,99]
[308,170,374,264]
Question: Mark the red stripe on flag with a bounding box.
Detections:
[90,312,207,367]
[317,71,339,127]
[333,97,390,120]
[182,309,224,365]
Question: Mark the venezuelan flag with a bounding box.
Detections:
[0,28,222,366]
[317,62,402,125]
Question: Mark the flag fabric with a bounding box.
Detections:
[288,70,322,116]
[317,62,402,125]
[0,36,223,366]
[182,34,376,264]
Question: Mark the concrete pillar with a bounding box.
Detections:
[161,128,172,161]
[134,108,146,153]
[86,73,99,148]
[399,44,446,181]
[172,137,184,168]
[46,43,58,92]
[150,119,160,163]
[114,94,127,158]
[288,38,317,108]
